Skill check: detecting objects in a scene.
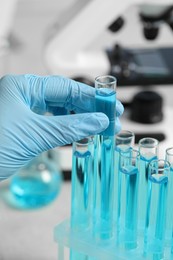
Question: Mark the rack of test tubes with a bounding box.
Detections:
[54,75,173,260]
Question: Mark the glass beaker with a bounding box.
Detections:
[138,137,159,232]
[117,148,140,249]
[144,159,170,259]
[10,151,62,209]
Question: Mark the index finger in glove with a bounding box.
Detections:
[26,74,96,113]
[26,74,124,116]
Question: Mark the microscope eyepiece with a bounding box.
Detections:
[143,22,159,40]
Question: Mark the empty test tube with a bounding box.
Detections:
[117,148,140,249]
[138,138,159,232]
[144,159,170,259]
[165,148,173,251]
[93,75,116,240]
[70,137,94,260]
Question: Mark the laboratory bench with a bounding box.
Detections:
[0,178,71,260]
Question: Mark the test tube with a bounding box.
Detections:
[138,138,159,232]
[115,130,135,151]
[70,137,94,260]
[117,148,140,249]
[114,130,135,225]
[93,75,116,240]
[165,148,173,251]
[115,130,135,173]
[144,159,170,259]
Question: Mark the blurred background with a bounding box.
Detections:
[0,0,173,259]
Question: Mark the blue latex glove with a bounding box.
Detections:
[0,74,124,179]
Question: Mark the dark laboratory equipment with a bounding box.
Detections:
[130,90,163,124]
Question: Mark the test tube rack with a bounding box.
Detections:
[54,154,173,260]
[54,74,172,259]
[54,219,171,259]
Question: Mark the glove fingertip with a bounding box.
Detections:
[90,112,109,133]
[116,100,124,117]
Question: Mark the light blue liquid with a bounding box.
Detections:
[71,150,92,229]
[93,135,101,221]
[117,164,139,249]
[95,88,116,136]
[10,161,61,209]
[71,150,93,260]
[144,175,168,259]
[167,167,173,254]
[93,135,115,240]
[138,154,157,232]
[114,145,132,226]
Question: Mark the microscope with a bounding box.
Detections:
[44,0,173,82]
[44,0,173,176]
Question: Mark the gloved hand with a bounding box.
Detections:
[0,74,124,179]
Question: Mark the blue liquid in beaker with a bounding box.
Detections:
[10,155,62,209]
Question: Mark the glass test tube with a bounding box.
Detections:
[165,148,173,251]
[138,138,159,232]
[70,137,94,260]
[115,130,135,173]
[93,75,116,240]
[114,130,135,225]
[117,148,140,249]
[144,159,170,259]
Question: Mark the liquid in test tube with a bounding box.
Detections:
[138,138,159,233]
[114,130,135,226]
[144,159,170,259]
[93,75,116,240]
[165,148,173,251]
[117,148,140,249]
[70,137,94,260]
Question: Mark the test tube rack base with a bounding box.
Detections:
[54,220,172,260]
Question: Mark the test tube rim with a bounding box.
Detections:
[116,130,135,141]
[73,136,94,146]
[95,75,117,89]
[138,137,159,148]
[165,147,173,156]
[120,148,140,159]
[148,159,170,174]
